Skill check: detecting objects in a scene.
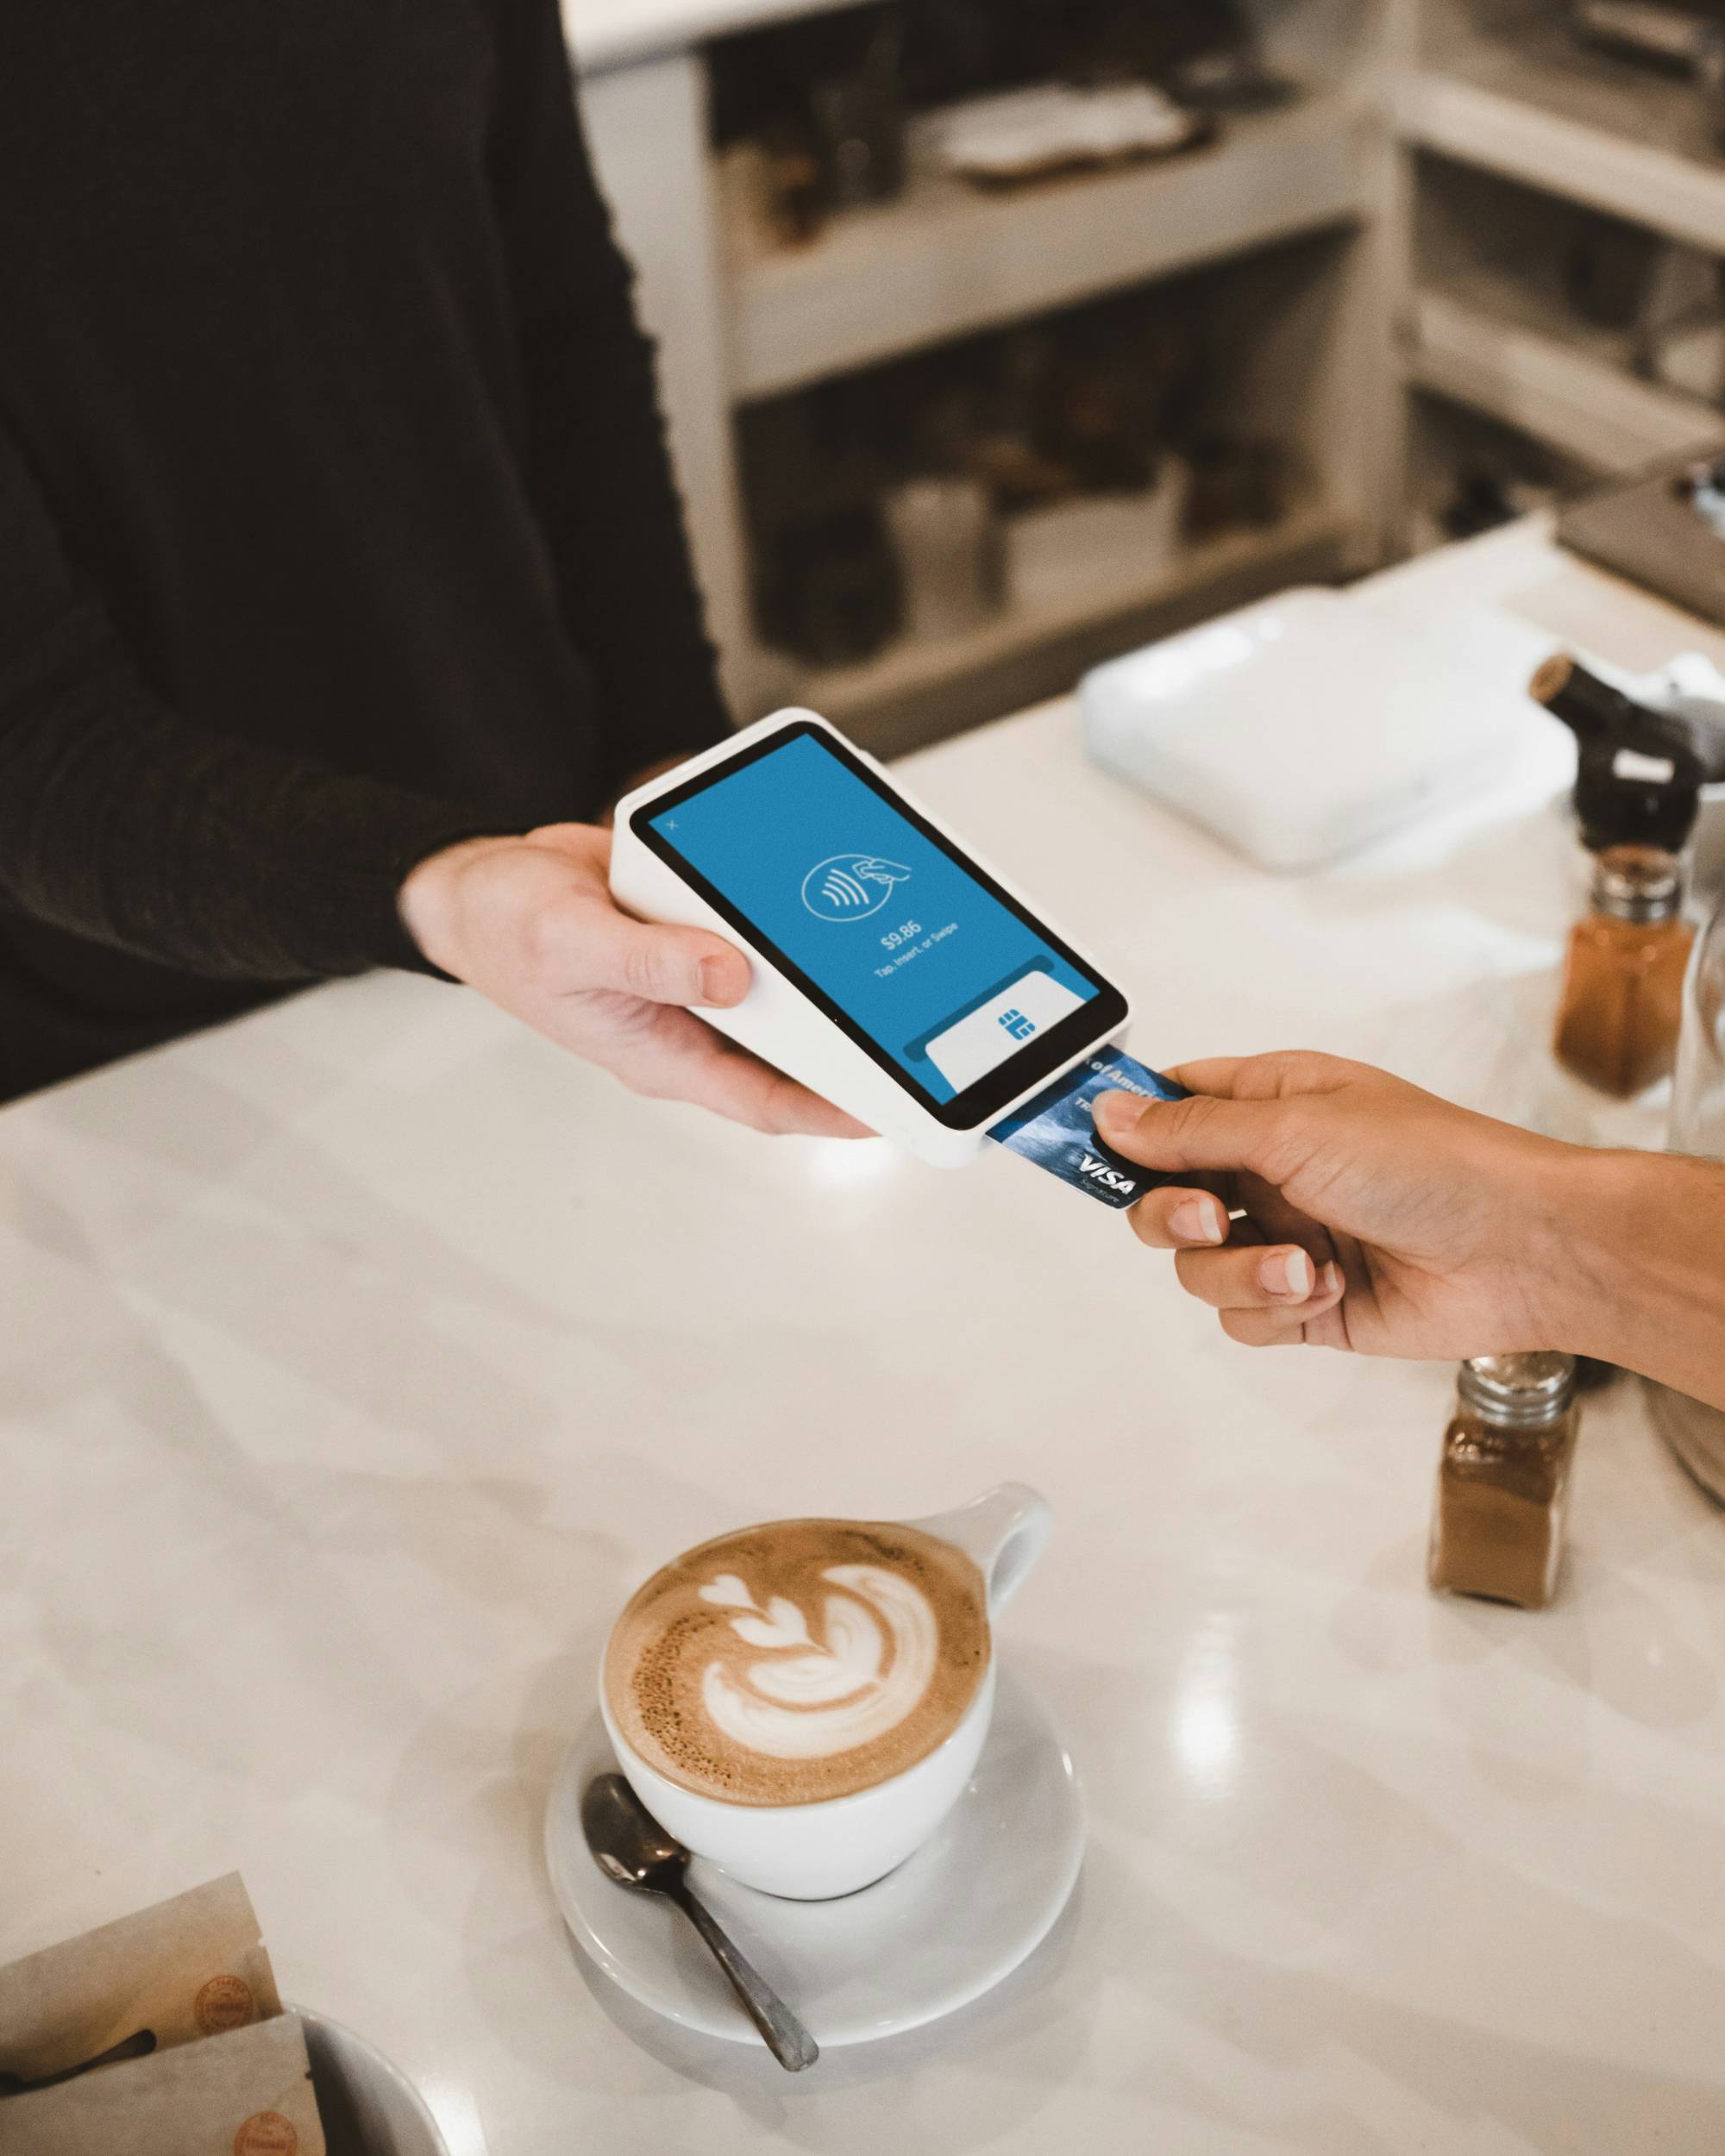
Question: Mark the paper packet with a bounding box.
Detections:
[2,2013,327,2156]
[0,1872,281,2085]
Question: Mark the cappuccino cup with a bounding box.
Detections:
[599,1483,1051,1900]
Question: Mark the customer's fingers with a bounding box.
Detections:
[1175,1246,1344,1313]
[1159,1051,1358,1102]
[1219,1282,1348,1349]
[1227,1169,1338,1271]
[1125,1185,1231,1250]
[1095,1085,1308,1186]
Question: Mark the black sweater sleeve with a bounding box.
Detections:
[490,0,733,795]
[0,409,494,982]
[0,5,723,988]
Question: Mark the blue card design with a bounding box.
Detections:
[988,1045,1187,1208]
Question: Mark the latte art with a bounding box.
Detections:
[697,1564,939,1759]
[605,1520,990,1806]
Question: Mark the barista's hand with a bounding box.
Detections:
[400,824,867,1138]
[1094,1054,1578,1360]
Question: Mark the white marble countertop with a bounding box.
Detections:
[5,526,1725,2153]
[563,0,861,73]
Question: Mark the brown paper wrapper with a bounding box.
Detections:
[0,1874,281,2084]
[1,2014,327,2156]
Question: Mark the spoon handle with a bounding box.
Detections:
[667,1883,819,2071]
[0,2029,157,2096]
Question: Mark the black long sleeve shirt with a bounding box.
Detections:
[0,0,730,1095]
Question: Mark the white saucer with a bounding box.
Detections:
[545,1664,1084,2047]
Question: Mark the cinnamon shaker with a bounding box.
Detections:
[1428,1355,1582,1609]
[1553,844,1695,1096]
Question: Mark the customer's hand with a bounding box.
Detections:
[399,824,867,1137]
[1094,1053,1578,1361]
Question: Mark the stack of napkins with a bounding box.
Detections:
[0,1877,324,2154]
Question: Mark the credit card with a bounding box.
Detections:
[988,1045,1187,1208]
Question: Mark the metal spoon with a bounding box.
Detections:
[0,2029,157,2096]
[581,1773,819,2072]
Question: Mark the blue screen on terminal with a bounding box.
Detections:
[641,725,1113,1114]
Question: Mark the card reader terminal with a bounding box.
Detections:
[609,709,1132,1167]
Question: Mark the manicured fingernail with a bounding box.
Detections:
[1320,1261,1343,1297]
[1094,1091,1138,1138]
[1263,1248,1314,1300]
[697,958,729,1003]
[1169,1196,1224,1244]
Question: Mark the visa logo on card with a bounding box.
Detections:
[988,1045,1187,1209]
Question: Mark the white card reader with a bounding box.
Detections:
[609,710,1131,1167]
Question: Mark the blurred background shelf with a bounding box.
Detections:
[727,89,1373,401]
[1400,91,1725,541]
[580,0,1725,749]
[792,493,1348,754]
[1409,277,1725,469]
[1401,15,1725,251]
[566,0,862,72]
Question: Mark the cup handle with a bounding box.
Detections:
[905,1483,1051,1616]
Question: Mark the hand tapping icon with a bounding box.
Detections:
[801,855,913,922]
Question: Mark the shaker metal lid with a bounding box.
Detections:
[1591,843,1682,921]
[1458,1352,1578,1421]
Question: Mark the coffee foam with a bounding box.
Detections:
[604,1520,990,1807]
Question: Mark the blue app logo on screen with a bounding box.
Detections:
[650,732,1097,1105]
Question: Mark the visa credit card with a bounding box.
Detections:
[988,1045,1187,1208]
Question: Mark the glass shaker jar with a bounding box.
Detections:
[1429,1355,1582,1608]
[1647,897,1725,1501]
[1552,845,1695,1096]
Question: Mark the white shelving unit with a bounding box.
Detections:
[1400,13,1725,253]
[719,54,1393,742]
[804,492,1346,749]
[729,89,1373,401]
[1395,3,1725,539]
[580,0,1725,745]
[1410,274,1722,472]
[578,0,1403,750]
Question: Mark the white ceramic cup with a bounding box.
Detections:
[599,1483,1051,1900]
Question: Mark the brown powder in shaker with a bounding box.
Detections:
[1553,845,1694,1097]
[1429,1355,1582,1610]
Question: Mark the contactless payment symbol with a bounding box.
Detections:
[801,854,913,921]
